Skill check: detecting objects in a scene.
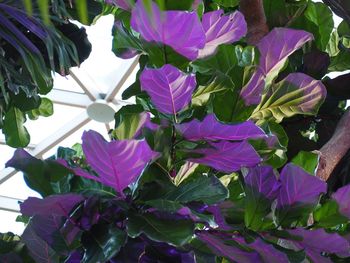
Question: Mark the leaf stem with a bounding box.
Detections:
[170,122,177,177]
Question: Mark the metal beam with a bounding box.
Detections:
[47,89,92,108]
[105,57,139,102]
[30,112,91,157]
[0,112,91,185]
[0,195,23,213]
[0,168,17,185]
[69,68,102,101]
[0,139,36,150]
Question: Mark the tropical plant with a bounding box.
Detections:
[0,0,99,147]
[2,0,350,262]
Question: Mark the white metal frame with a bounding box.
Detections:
[0,57,138,212]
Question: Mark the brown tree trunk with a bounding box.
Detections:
[317,109,350,181]
[239,0,269,45]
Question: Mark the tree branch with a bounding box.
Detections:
[239,0,269,45]
[317,109,350,181]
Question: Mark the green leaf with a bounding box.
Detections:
[275,203,317,228]
[191,45,238,75]
[303,2,333,51]
[251,75,325,123]
[211,89,239,123]
[127,213,194,246]
[112,105,146,139]
[75,0,89,25]
[263,0,287,27]
[145,199,183,213]
[27,98,53,120]
[244,186,273,231]
[112,20,143,57]
[3,107,30,148]
[174,162,200,186]
[213,0,239,7]
[235,46,257,67]
[164,176,229,204]
[192,73,234,106]
[329,50,350,71]
[164,0,195,10]
[81,224,126,263]
[291,151,319,175]
[37,0,50,25]
[313,200,348,228]
[326,31,340,57]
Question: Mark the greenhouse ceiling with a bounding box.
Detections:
[0,15,138,233]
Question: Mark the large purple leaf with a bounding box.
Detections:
[198,10,247,58]
[140,64,196,115]
[258,28,313,77]
[277,163,327,208]
[176,113,266,141]
[332,184,350,218]
[188,141,261,172]
[20,194,84,217]
[81,130,158,195]
[244,166,281,200]
[287,228,350,262]
[130,0,205,60]
[196,231,260,262]
[240,28,314,105]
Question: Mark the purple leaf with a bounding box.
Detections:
[332,184,350,218]
[206,205,233,231]
[20,194,84,217]
[244,166,281,200]
[22,222,59,263]
[176,113,265,141]
[196,231,260,262]
[287,228,350,262]
[258,28,313,77]
[240,28,314,105]
[239,69,265,105]
[235,237,289,263]
[140,64,196,115]
[82,130,158,194]
[188,141,261,172]
[277,163,327,208]
[30,215,69,252]
[130,0,205,60]
[198,10,247,58]
[133,112,158,138]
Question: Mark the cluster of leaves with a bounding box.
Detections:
[2,0,350,262]
[0,0,104,147]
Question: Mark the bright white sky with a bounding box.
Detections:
[0,4,348,235]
